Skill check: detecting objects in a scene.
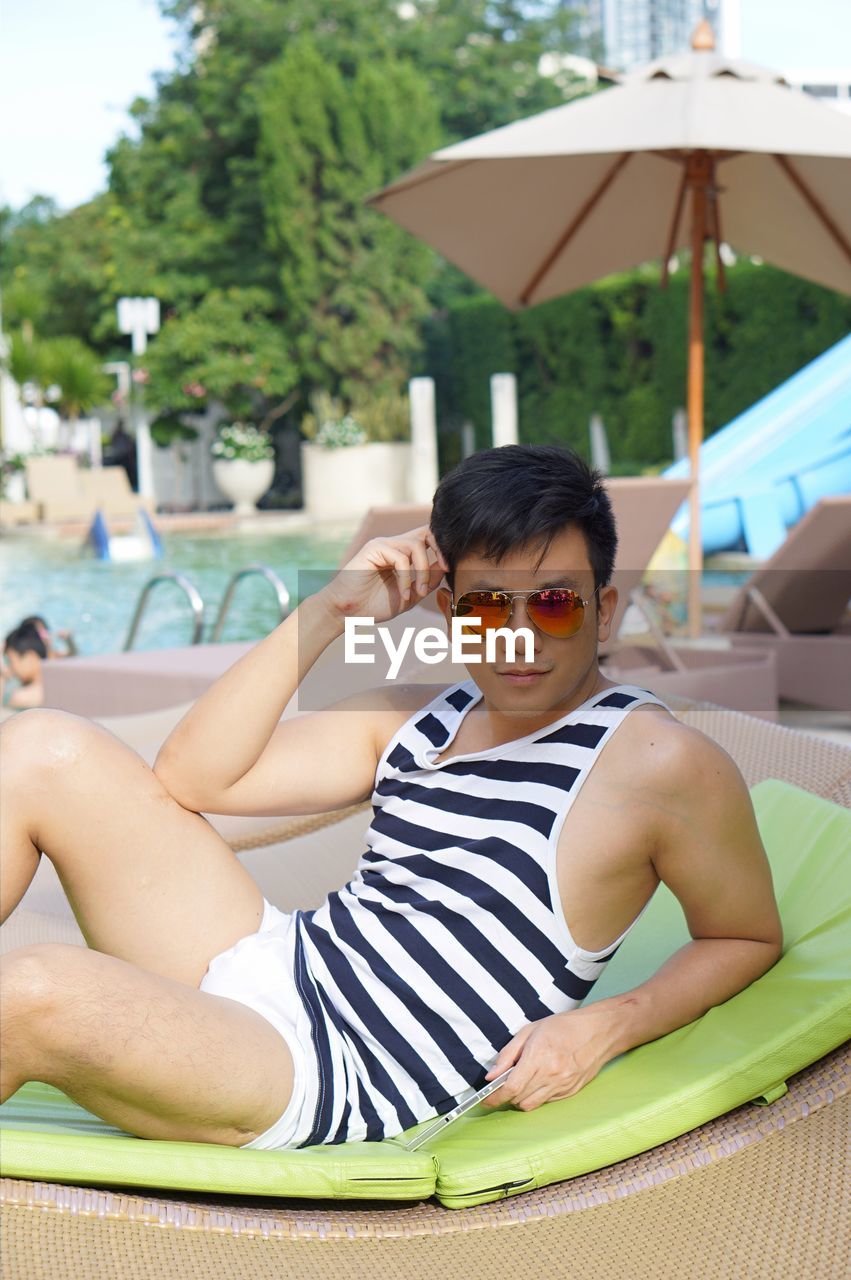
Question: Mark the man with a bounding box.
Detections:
[0,446,782,1148]
[1,623,47,710]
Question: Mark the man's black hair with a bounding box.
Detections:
[20,615,48,631]
[430,445,617,589]
[5,623,47,660]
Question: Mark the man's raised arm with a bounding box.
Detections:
[153,527,447,817]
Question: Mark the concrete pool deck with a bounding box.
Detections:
[0,508,359,542]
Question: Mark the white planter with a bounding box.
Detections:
[4,471,26,504]
[301,442,412,520]
[212,458,275,515]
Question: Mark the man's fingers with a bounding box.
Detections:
[424,528,449,573]
[481,1066,534,1109]
[365,546,415,600]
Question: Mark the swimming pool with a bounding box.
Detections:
[1,526,354,657]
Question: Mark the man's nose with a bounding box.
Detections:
[502,600,543,651]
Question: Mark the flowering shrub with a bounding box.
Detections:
[211,422,274,462]
[302,389,408,447]
[314,414,367,449]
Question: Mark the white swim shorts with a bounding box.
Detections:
[199,898,318,1150]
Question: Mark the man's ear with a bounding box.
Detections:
[596,585,619,644]
[435,586,453,626]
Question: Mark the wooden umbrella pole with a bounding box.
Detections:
[686,152,710,639]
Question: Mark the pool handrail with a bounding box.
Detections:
[123,573,206,651]
[209,565,291,643]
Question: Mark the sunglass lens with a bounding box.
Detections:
[455,591,511,630]
[527,589,585,638]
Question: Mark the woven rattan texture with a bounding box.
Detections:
[2,1041,847,1243]
[227,802,371,853]
[3,1089,847,1280]
[680,706,851,806]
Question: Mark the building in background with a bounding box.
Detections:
[570,1,850,119]
[600,0,716,70]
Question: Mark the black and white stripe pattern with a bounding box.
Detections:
[293,680,666,1146]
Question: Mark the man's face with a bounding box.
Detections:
[437,525,618,720]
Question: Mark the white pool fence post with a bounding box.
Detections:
[117,297,160,504]
[408,377,439,503]
[589,413,610,473]
[88,418,103,468]
[490,374,518,448]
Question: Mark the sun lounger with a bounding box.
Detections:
[0,499,40,527]
[1,705,848,1279]
[24,456,154,525]
[24,456,93,523]
[79,467,154,519]
[719,496,851,711]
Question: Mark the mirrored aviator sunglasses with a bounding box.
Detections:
[453,587,598,639]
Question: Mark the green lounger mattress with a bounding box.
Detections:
[2,780,849,1208]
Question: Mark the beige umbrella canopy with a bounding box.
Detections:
[369,22,851,632]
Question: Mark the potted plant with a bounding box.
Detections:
[0,451,28,504]
[211,422,275,515]
[300,392,412,520]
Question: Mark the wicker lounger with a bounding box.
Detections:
[1,701,849,1279]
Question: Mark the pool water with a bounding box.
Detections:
[1,527,354,657]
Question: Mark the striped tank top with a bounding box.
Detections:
[291,680,668,1146]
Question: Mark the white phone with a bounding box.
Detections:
[403,1068,514,1151]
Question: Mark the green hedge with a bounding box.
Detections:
[421,261,851,473]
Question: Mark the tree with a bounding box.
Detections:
[39,337,112,421]
[257,36,440,401]
[1,0,588,414]
[142,287,298,429]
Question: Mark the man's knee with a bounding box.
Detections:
[0,944,86,1099]
[1,943,77,1014]
[1,708,94,780]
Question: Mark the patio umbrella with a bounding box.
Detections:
[368,21,851,634]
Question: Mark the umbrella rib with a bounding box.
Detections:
[772,155,851,265]
[660,166,689,288]
[708,159,726,292]
[518,153,631,306]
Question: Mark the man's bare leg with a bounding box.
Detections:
[0,709,297,1142]
[1,944,296,1144]
[1,709,265,981]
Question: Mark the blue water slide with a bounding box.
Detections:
[84,509,164,561]
[665,334,851,559]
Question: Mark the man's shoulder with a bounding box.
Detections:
[614,701,749,814]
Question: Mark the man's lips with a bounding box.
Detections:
[498,668,551,680]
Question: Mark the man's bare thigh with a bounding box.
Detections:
[3,944,295,1145]
[2,710,265,986]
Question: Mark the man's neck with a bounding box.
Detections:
[475,667,617,750]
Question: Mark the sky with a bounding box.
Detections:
[1,0,849,212]
[0,0,180,211]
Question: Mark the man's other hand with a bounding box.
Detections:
[481,1005,624,1112]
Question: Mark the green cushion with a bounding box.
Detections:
[1,781,849,1207]
[0,1083,435,1200]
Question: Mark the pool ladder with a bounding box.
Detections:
[123,565,291,650]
